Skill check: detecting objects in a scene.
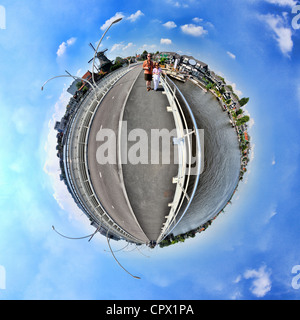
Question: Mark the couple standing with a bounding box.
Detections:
[143,53,162,92]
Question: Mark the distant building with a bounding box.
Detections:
[82,70,92,82]
[67,71,93,96]
[54,118,68,133]
[159,52,181,67]
[54,121,63,133]
[67,79,81,96]
[77,71,93,91]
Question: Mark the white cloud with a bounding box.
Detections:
[67,37,77,46]
[56,37,77,57]
[269,208,277,219]
[227,80,243,98]
[166,0,189,8]
[260,13,293,56]
[160,38,172,45]
[141,44,157,51]
[76,69,82,77]
[100,10,143,32]
[110,43,124,52]
[181,24,208,36]
[163,21,177,29]
[264,0,297,7]
[192,17,203,23]
[271,155,276,165]
[227,51,236,59]
[248,118,255,129]
[233,275,242,283]
[243,265,272,298]
[262,203,278,224]
[57,42,67,57]
[110,42,135,53]
[123,42,134,51]
[126,10,144,22]
[100,12,125,31]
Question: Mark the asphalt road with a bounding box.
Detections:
[121,69,178,242]
[87,65,149,243]
[87,65,178,243]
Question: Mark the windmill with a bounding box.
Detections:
[88,43,112,73]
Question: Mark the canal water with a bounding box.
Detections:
[171,79,241,236]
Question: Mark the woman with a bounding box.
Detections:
[143,53,153,91]
[153,62,162,91]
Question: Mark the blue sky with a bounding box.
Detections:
[0,0,300,300]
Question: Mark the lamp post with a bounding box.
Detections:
[91,17,123,87]
[41,74,100,100]
[52,225,101,241]
[106,227,141,280]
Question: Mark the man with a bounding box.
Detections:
[143,53,153,91]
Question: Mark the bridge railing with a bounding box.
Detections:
[157,74,202,243]
[63,66,145,244]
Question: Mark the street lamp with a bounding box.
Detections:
[41,74,100,100]
[52,225,101,241]
[91,17,123,87]
[106,227,141,280]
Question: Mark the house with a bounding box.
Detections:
[67,79,81,96]
[223,90,232,101]
[54,118,68,133]
[207,71,223,88]
[81,71,92,84]
[179,55,208,76]
[77,70,93,92]
[159,51,180,65]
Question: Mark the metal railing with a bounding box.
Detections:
[63,66,145,244]
[156,74,202,243]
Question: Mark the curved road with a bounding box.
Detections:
[87,65,178,243]
[87,66,149,243]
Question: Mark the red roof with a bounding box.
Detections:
[82,71,92,81]
[244,132,249,141]
[78,71,92,91]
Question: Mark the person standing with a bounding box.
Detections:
[153,62,162,91]
[143,53,153,91]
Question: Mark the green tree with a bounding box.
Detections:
[82,86,88,94]
[236,115,250,126]
[141,50,148,60]
[114,56,123,63]
[110,62,123,72]
[160,57,167,65]
[239,97,249,107]
[76,81,83,90]
[206,82,214,90]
